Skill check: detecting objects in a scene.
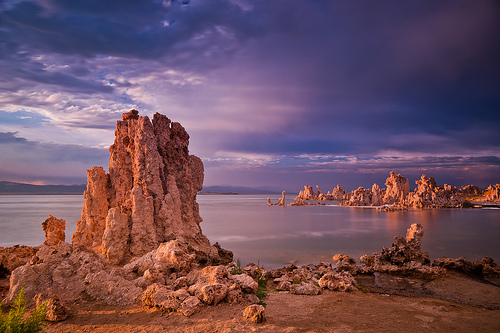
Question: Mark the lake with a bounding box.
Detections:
[1,194,499,269]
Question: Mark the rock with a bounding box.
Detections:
[42,215,65,247]
[243,263,262,279]
[328,185,350,201]
[179,296,203,316]
[295,186,316,201]
[432,256,500,277]
[0,245,37,278]
[406,175,464,208]
[267,191,286,206]
[142,283,202,316]
[359,223,446,279]
[290,282,320,295]
[276,280,292,291]
[332,254,358,273]
[123,240,198,277]
[459,185,481,197]
[72,110,228,265]
[378,223,429,266]
[83,271,142,306]
[212,242,233,265]
[243,304,266,323]
[230,273,258,293]
[383,172,410,204]
[34,295,69,322]
[371,183,383,206]
[6,243,105,305]
[142,283,170,307]
[194,283,228,305]
[340,187,373,206]
[483,184,500,202]
[318,271,356,292]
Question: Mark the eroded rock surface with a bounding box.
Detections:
[72,110,223,265]
[42,215,65,247]
[359,223,445,279]
[0,245,37,278]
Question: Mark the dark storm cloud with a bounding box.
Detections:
[0,0,499,187]
[0,0,262,60]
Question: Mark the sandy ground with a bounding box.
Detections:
[45,272,500,333]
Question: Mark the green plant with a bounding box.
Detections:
[0,286,47,333]
[356,285,369,294]
[229,259,243,275]
[292,277,301,284]
[255,277,268,307]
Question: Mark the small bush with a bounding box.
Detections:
[229,258,243,275]
[255,276,268,307]
[0,286,47,333]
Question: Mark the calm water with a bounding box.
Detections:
[1,194,499,269]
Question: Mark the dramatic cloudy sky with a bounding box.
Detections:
[1,0,499,191]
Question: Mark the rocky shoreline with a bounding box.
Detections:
[268,172,500,209]
[1,110,499,331]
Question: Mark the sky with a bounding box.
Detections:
[0,0,499,192]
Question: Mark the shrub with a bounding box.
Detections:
[0,286,47,333]
[229,258,243,275]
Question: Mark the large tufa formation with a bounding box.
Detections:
[283,171,498,209]
[405,174,464,208]
[72,110,222,265]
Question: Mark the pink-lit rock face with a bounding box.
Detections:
[72,110,213,265]
[383,171,410,204]
[42,215,65,247]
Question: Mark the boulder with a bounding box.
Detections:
[0,245,37,278]
[83,271,142,306]
[318,271,356,292]
[193,283,228,305]
[34,295,69,322]
[290,282,320,295]
[243,304,266,323]
[179,296,203,316]
[5,243,105,305]
[230,273,258,293]
[432,256,500,277]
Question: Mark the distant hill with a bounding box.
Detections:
[0,181,281,195]
[0,181,86,195]
[200,185,281,195]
